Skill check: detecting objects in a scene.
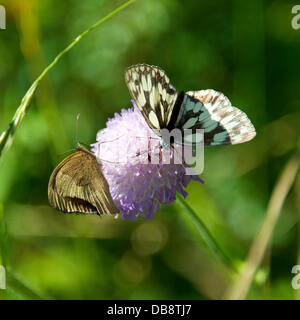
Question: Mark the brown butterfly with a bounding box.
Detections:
[48,145,118,215]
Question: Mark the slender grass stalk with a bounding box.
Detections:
[0,203,45,300]
[224,146,300,300]
[6,271,49,300]
[0,0,136,159]
[176,193,236,272]
[0,0,136,299]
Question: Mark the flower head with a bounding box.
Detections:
[91,101,202,220]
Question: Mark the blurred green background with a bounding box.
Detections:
[0,0,300,300]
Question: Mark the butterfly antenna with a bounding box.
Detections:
[78,141,90,149]
[76,113,80,147]
[57,149,76,158]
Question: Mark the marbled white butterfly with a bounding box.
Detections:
[125,64,256,146]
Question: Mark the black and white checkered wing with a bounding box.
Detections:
[125,64,178,132]
[176,89,256,146]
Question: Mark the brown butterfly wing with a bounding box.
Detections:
[48,148,118,215]
[48,152,96,214]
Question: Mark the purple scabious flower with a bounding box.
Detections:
[91,101,202,220]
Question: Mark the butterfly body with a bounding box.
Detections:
[48,145,118,215]
[125,64,256,146]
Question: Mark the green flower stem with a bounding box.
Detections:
[176,193,236,272]
[0,0,136,159]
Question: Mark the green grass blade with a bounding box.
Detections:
[176,193,236,272]
[0,0,136,159]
